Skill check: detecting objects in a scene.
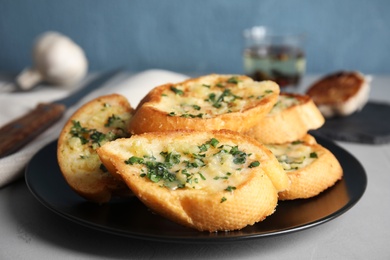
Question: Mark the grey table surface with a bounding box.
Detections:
[0,73,389,259]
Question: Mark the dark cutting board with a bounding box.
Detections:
[311,102,390,144]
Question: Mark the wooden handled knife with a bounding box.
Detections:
[0,69,122,158]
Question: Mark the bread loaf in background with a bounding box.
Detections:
[306,71,370,118]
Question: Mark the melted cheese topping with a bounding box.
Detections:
[265,142,317,171]
[154,76,276,119]
[269,95,300,115]
[65,102,132,174]
[125,137,262,192]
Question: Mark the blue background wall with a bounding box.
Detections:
[0,0,389,75]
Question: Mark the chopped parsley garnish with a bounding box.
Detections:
[220,197,227,203]
[147,161,176,183]
[198,138,219,152]
[125,156,144,165]
[225,186,236,192]
[227,77,240,84]
[70,120,129,148]
[70,120,89,144]
[207,93,216,103]
[213,89,231,108]
[170,86,184,95]
[105,114,122,127]
[216,83,225,88]
[273,101,282,108]
[192,105,201,110]
[180,113,204,118]
[124,138,259,199]
[89,130,106,146]
[310,152,318,158]
[209,138,220,147]
[198,172,206,180]
[214,176,228,180]
[249,161,260,168]
[229,145,247,164]
[205,88,242,109]
[198,144,209,152]
[160,151,181,168]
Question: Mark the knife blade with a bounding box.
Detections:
[0,69,122,158]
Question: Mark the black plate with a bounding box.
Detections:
[25,136,367,243]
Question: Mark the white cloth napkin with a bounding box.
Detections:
[0,69,188,188]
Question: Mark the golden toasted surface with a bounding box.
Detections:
[245,93,324,144]
[97,130,287,231]
[306,71,365,105]
[266,139,343,200]
[129,74,280,134]
[57,94,134,203]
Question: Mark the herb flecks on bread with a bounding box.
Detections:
[266,140,319,172]
[97,130,286,231]
[158,76,275,118]
[265,137,343,200]
[124,137,262,192]
[57,94,134,203]
[269,94,300,115]
[129,74,280,134]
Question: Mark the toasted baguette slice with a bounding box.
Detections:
[57,94,134,203]
[245,93,325,144]
[128,74,280,134]
[97,130,288,231]
[306,71,370,118]
[265,136,343,200]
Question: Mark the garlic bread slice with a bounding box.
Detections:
[306,71,370,118]
[57,94,133,203]
[246,93,325,144]
[266,137,343,200]
[129,74,279,134]
[97,130,287,231]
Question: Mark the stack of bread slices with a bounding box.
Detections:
[57,74,343,232]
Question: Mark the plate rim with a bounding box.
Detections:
[25,135,367,243]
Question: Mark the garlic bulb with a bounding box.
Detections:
[17,31,88,90]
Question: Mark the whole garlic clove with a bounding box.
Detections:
[17,31,88,90]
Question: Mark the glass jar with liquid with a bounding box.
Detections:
[243,26,306,88]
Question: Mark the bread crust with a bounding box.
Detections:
[246,93,324,144]
[129,74,280,134]
[266,139,343,200]
[57,94,134,203]
[97,130,288,231]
